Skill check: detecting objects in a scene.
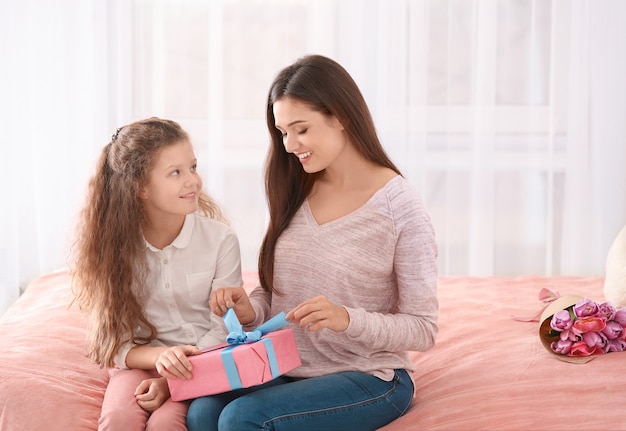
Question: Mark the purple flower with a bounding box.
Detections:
[613,309,626,326]
[601,321,623,340]
[608,338,626,352]
[582,331,609,353]
[551,309,573,331]
[598,302,616,320]
[573,299,599,318]
[559,329,581,342]
[551,339,573,355]
[545,298,626,358]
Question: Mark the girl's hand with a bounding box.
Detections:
[286,295,350,333]
[210,287,256,325]
[134,376,170,412]
[154,345,199,380]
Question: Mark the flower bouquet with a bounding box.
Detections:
[539,294,626,363]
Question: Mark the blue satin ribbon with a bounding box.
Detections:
[224,308,289,344]
[220,309,289,390]
[221,345,241,389]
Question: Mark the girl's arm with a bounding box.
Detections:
[134,376,171,412]
[125,344,200,379]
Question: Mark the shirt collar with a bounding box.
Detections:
[144,214,195,251]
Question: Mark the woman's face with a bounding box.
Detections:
[139,139,202,223]
[273,97,347,174]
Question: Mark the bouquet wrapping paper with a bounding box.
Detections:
[539,294,592,363]
[539,292,626,363]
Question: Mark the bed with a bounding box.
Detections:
[1,269,623,431]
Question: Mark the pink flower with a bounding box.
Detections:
[569,341,602,357]
[545,298,626,358]
[582,331,609,352]
[573,316,606,333]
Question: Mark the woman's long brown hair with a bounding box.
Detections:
[258,55,402,294]
[71,117,224,368]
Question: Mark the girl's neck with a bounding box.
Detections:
[142,214,186,250]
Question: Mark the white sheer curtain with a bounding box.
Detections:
[2,0,625,315]
[1,0,110,314]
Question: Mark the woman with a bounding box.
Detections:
[188,54,438,431]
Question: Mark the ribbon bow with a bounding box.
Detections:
[217,309,292,390]
[512,287,562,322]
[224,308,289,345]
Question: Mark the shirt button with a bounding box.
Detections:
[165,283,170,289]
[163,259,168,264]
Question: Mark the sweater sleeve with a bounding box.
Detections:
[343,184,438,352]
[244,285,272,330]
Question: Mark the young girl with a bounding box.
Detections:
[187,55,439,430]
[71,117,242,430]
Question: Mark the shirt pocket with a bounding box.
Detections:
[186,271,215,304]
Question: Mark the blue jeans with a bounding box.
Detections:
[186,369,414,431]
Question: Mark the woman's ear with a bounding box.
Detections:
[330,115,345,131]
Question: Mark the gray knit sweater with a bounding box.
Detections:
[248,175,438,381]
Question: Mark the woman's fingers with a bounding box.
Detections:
[210,287,256,324]
[210,287,246,315]
[287,296,349,332]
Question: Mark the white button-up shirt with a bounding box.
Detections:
[114,213,242,368]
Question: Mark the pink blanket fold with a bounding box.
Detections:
[0,270,108,431]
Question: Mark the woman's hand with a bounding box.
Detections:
[210,286,256,325]
[134,376,170,412]
[154,345,199,379]
[286,295,350,333]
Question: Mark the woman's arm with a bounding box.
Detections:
[343,186,439,352]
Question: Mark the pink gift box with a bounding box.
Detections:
[168,328,301,401]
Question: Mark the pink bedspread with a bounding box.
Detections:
[380,275,625,431]
[1,271,623,431]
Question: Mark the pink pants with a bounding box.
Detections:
[99,368,189,431]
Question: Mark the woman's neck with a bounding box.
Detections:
[318,151,386,192]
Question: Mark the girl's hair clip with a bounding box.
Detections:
[111,127,123,142]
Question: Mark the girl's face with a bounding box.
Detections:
[273,97,347,174]
[139,139,202,222]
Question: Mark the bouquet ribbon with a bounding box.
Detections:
[512,287,562,322]
[514,289,595,363]
[220,309,290,389]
